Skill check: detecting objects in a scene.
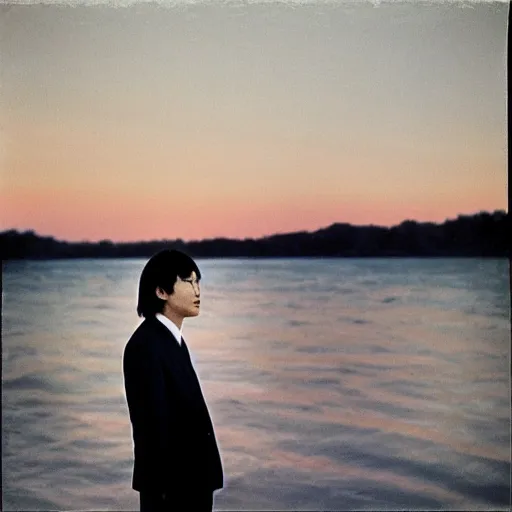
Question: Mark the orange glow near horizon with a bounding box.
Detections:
[1,183,506,243]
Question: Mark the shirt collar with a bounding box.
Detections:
[155,313,182,345]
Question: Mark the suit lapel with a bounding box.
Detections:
[180,337,202,384]
[149,319,213,424]
[180,338,192,365]
[149,318,202,381]
[148,317,190,369]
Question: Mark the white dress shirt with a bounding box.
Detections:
[155,313,182,346]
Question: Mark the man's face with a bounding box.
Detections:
[159,271,201,321]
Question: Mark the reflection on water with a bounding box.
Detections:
[2,258,510,511]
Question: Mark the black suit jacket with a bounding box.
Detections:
[123,316,223,493]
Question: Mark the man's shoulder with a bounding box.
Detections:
[125,317,159,352]
[129,316,151,336]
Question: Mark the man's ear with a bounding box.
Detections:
[155,287,168,301]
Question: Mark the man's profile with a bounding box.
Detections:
[123,249,223,511]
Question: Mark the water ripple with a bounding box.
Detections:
[2,258,510,510]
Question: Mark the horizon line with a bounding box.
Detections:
[1,209,506,245]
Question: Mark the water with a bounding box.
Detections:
[2,258,510,511]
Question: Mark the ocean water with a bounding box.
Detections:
[2,257,510,511]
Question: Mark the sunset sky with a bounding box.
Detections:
[1,0,508,242]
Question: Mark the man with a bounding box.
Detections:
[123,249,223,512]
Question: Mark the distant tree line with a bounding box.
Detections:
[1,210,509,261]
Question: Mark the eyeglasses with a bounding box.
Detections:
[181,278,201,289]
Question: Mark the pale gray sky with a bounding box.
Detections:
[1,0,508,241]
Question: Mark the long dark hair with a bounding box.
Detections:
[136,249,201,318]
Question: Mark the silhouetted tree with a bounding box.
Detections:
[1,210,509,261]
